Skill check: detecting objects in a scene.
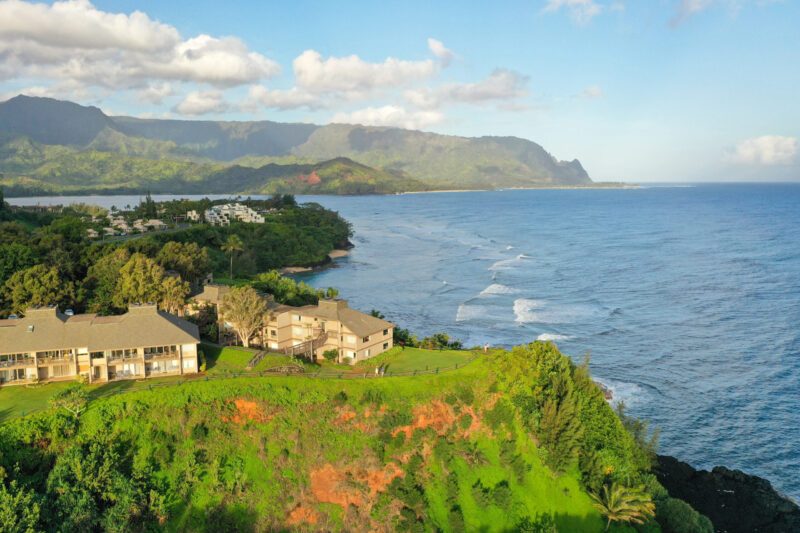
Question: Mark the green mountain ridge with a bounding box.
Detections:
[0,95,598,195]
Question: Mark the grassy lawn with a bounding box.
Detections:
[315,347,474,377]
[0,374,202,423]
[203,344,256,375]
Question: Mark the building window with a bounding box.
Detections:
[364,349,371,358]
[295,315,302,322]
[144,345,176,355]
[383,343,389,350]
[271,330,277,336]
[362,336,370,343]
[90,351,104,359]
[383,329,389,336]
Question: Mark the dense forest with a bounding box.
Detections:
[0,192,350,318]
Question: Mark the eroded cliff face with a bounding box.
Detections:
[655,455,800,533]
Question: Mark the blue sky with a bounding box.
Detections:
[0,0,798,182]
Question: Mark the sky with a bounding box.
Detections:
[0,0,798,183]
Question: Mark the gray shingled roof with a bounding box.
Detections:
[296,300,394,337]
[0,305,200,354]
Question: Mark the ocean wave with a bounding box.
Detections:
[594,378,645,407]
[489,254,531,271]
[537,333,572,342]
[513,298,547,323]
[456,303,484,322]
[478,283,520,297]
[514,298,601,324]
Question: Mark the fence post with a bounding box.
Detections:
[148,384,152,391]
[436,368,439,374]
[259,371,263,377]
[206,375,209,381]
[21,410,24,418]
[413,370,417,376]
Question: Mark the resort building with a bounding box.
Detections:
[189,286,394,363]
[198,203,265,226]
[0,304,201,387]
[264,299,395,363]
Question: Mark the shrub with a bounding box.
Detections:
[516,514,558,533]
[322,349,338,362]
[458,413,473,431]
[361,388,387,405]
[656,497,713,533]
[456,385,475,405]
[379,408,413,431]
[485,399,515,430]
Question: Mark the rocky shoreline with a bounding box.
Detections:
[655,455,800,533]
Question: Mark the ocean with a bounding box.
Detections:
[8,183,800,499]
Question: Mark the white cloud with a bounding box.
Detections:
[0,0,279,89]
[579,85,604,98]
[246,85,320,110]
[543,0,603,24]
[427,38,455,67]
[727,135,798,165]
[331,105,445,130]
[671,0,713,26]
[293,49,438,93]
[405,69,529,109]
[138,82,173,105]
[173,90,228,116]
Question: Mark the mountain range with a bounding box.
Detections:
[0,95,598,196]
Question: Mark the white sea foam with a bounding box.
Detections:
[489,254,531,271]
[514,298,601,324]
[513,298,546,322]
[478,283,519,297]
[536,333,571,342]
[456,303,484,322]
[506,245,515,250]
[594,379,644,407]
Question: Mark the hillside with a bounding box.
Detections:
[0,95,597,193]
[0,343,707,532]
[0,133,426,195]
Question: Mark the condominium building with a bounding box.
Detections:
[189,286,394,363]
[0,304,201,387]
[197,203,265,226]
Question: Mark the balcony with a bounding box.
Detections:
[0,358,36,369]
[37,354,74,365]
[144,351,178,362]
[107,354,142,364]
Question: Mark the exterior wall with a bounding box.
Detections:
[0,342,200,387]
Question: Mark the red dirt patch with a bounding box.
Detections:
[310,463,363,508]
[334,409,357,426]
[222,398,269,425]
[392,400,456,439]
[287,504,319,526]
[309,462,405,510]
[298,171,322,185]
[460,405,484,438]
[362,463,404,495]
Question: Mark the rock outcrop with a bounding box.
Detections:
[655,455,800,533]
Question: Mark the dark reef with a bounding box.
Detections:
[656,455,800,533]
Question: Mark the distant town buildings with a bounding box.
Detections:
[190,203,266,226]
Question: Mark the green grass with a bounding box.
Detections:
[360,346,473,374]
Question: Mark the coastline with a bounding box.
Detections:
[278,248,350,276]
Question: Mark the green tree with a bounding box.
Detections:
[222,234,244,279]
[113,253,166,308]
[3,264,75,315]
[160,276,190,316]
[156,241,211,285]
[325,287,339,298]
[0,243,36,287]
[85,248,131,314]
[0,470,40,533]
[49,384,89,419]
[538,375,584,473]
[590,483,656,532]
[220,285,267,348]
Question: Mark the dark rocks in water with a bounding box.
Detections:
[655,455,800,533]
[594,380,613,400]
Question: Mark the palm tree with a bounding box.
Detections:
[590,483,655,532]
[222,234,244,279]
